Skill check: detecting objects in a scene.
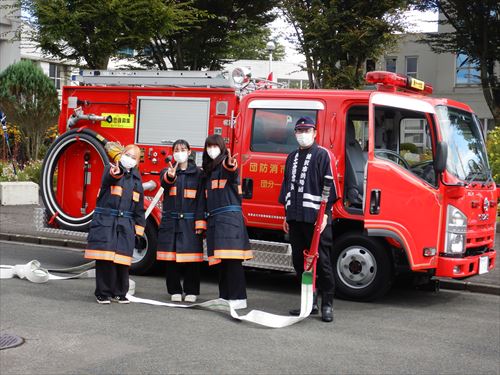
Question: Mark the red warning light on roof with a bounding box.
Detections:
[366,71,433,95]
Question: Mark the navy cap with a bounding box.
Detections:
[295,116,316,130]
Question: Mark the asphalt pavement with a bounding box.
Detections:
[1,242,499,375]
[0,202,498,295]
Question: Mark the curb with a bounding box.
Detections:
[0,232,86,250]
[437,279,500,296]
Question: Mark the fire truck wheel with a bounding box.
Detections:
[130,219,158,275]
[332,233,392,301]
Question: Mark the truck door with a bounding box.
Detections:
[365,92,443,270]
[240,99,325,230]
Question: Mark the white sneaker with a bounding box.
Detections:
[228,299,247,310]
[184,294,197,303]
[171,294,182,302]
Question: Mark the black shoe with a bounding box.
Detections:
[321,306,334,322]
[96,295,111,304]
[289,305,319,316]
[321,293,334,323]
[112,296,130,304]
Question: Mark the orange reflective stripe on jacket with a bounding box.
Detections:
[195,220,207,230]
[211,179,227,189]
[175,253,204,262]
[113,253,132,266]
[110,185,123,196]
[213,249,253,260]
[157,251,176,261]
[135,225,145,236]
[184,189,197,199]
[169,186,177,196]
[84,249,115,262]
[133,191,140,202]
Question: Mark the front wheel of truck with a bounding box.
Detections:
[332,232,393,301]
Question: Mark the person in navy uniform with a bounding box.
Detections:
[85,144,145,304]
[157,139,206,303]
[279,117,338,322]
[202,134,252,310]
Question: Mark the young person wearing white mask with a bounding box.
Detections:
[202,134,252,310]
[85,144,145,304]
[279,117,338,322]
[157,139,206,302]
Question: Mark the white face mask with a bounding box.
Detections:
[207,146,221,160]
[120,154,137,170]
[296,132,315,148]
[173,151,189,164]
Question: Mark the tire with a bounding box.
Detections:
[332,232,393,301]
[130,218,158,275]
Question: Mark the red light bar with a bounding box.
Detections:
[366,71,433,95]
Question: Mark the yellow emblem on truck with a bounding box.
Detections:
[101,113,135,129]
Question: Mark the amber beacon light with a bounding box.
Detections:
[366,71,433,95]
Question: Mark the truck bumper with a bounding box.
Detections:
[435,250,496,278]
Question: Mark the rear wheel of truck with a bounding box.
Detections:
[332,232,393,301]
[130,219,158,275]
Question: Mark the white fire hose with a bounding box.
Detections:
[0,184,315,328]
[0,259,313,328]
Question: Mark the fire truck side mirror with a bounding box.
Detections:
[434,141,448,174]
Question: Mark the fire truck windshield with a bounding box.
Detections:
[436,106,490,182]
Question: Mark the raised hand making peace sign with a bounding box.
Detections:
[110,161,121,176]
[167,160,178,179]
[226,149,239,168]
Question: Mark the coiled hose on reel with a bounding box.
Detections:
[41,128,110,231]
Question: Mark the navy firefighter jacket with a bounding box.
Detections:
[85,165,146,266]
[157,162,206,262]
[204,159,252,266]
[279,143,338,224]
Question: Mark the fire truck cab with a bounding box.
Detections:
[41,70,497,301]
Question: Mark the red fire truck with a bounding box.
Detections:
[40,69,497,301]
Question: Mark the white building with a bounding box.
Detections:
[0,0,20,70]
[370,32,496,132]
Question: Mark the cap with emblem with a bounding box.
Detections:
[294,116,316,130]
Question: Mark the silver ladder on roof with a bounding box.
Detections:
[76,70,234,88]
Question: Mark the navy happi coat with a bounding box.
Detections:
[204,160,251,266]
[85,165,146,266]
[157,162,206,262]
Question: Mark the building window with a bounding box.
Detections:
[405,56,418,78]
[366,59,375,73]
[117,47,135,57]
[455,53,480,85]
[385,57,397,73]
[49,63,62,89]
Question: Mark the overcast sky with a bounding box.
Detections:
[270,10,439,63]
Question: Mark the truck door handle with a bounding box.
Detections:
[370,189,381,214]
[242,178,253,199]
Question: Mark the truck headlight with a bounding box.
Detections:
[444,205,467,254]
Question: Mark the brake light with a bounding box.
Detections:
[366,71,433,95]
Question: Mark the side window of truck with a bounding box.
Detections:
[251,109,317,154]
[374,106,436,186]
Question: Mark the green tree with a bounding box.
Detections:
[0,60,59,160]
[281,0,409,89]
[225,27,286,61]
[21,0,195,69]
[487,126,500,184]
[414,1,500,126]
[136,0,280,70]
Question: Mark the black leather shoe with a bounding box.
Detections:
[321,293,334,322]
[321,306,333,322]
[289,304,319,316]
